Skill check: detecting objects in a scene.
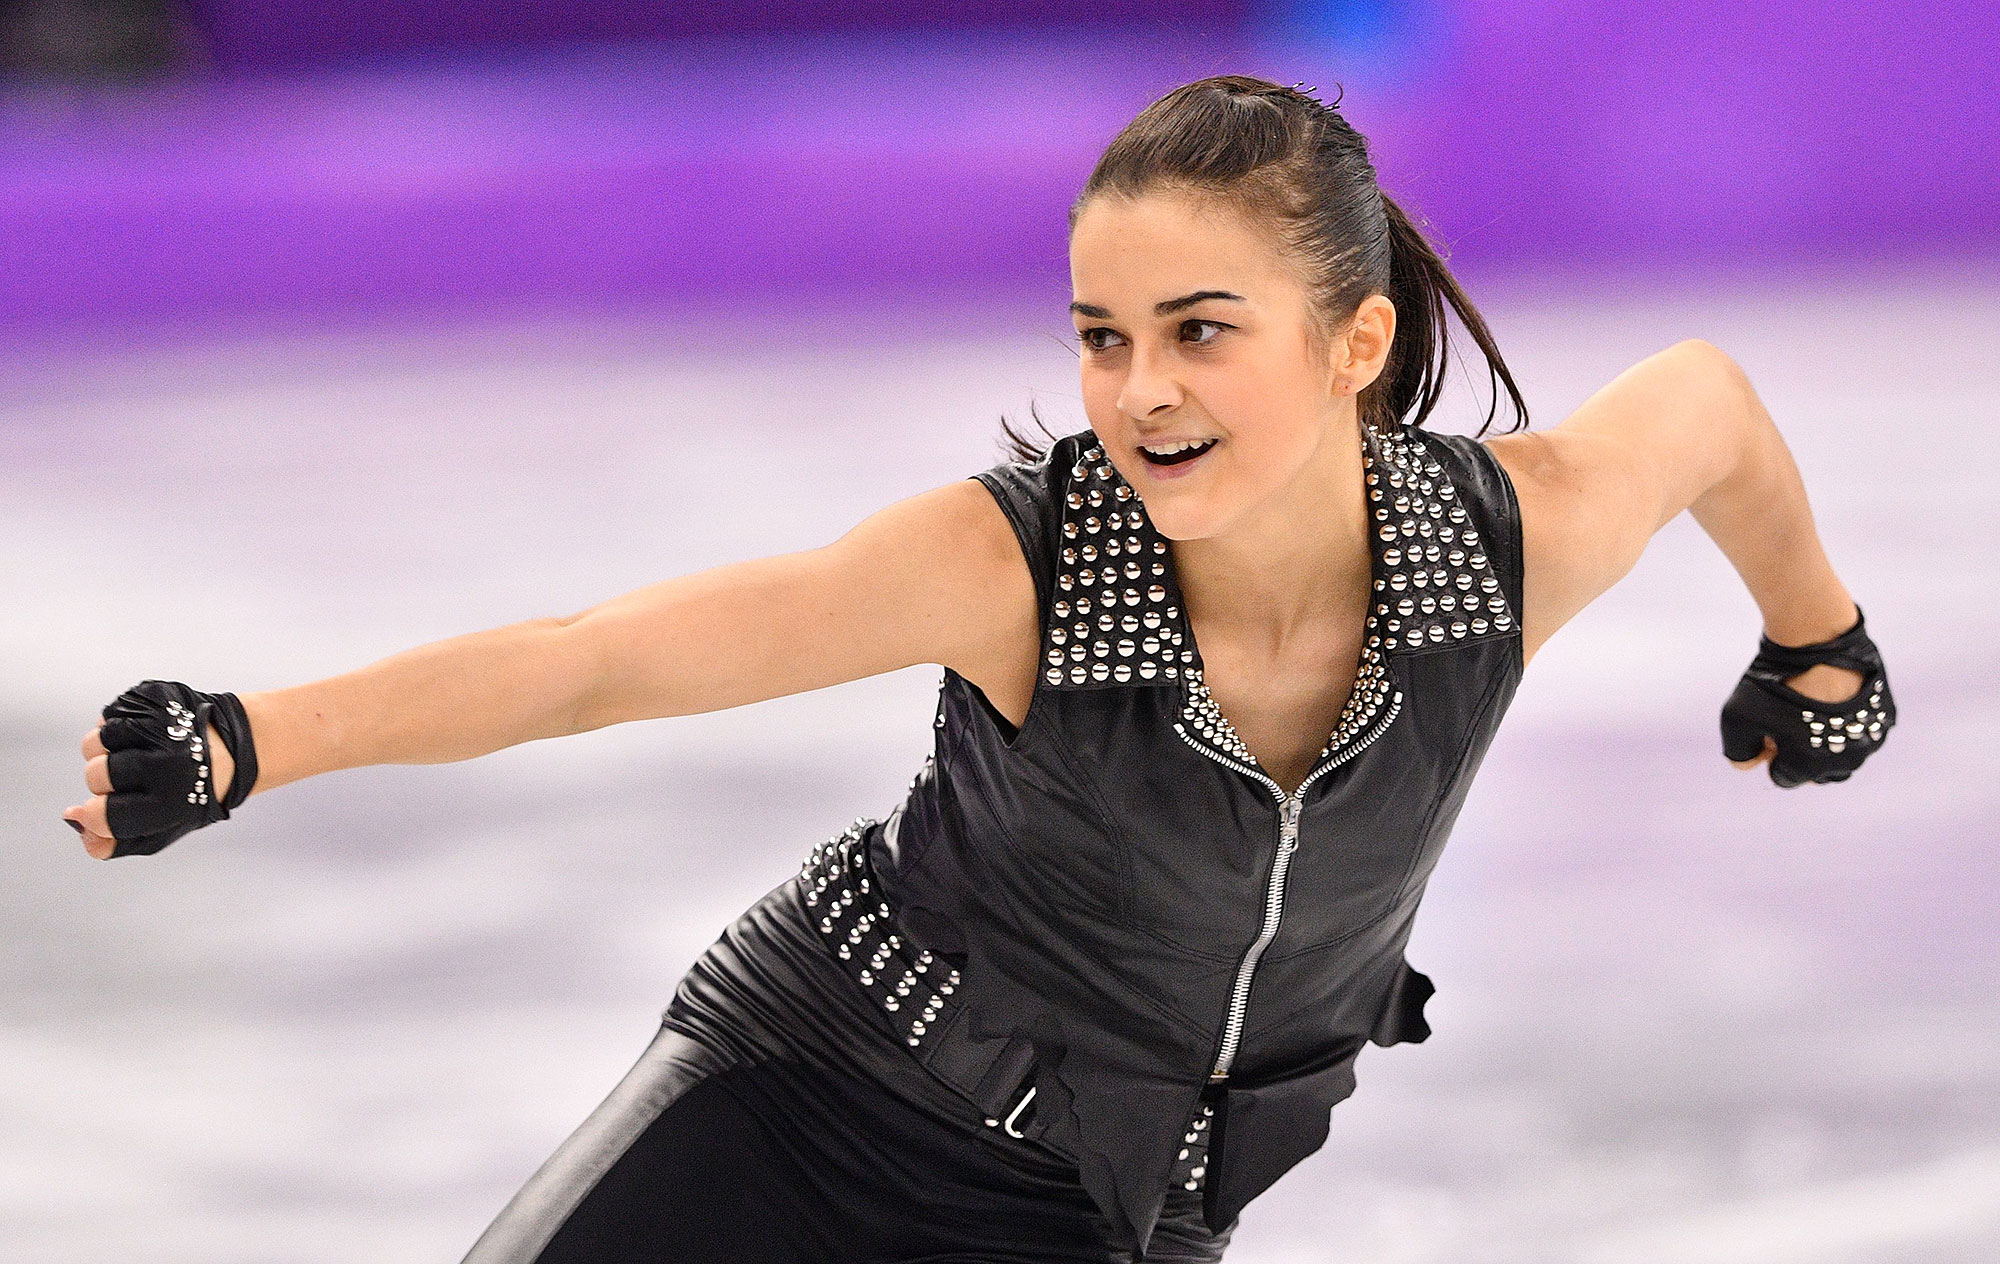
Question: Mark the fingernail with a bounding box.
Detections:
[65,818,84,834]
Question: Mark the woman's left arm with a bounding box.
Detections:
[1483,339,1873,771]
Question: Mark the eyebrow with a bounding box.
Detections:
[1068,290,1246,320]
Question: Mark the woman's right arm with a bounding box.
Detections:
[66,475,1036,856]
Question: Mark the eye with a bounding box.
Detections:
[1075,319,1230,353]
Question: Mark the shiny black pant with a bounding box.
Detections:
[459,877,1231,1263]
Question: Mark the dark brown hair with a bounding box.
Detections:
[999,73,1528,463]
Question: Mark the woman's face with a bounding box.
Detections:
[1068,188,1358,542]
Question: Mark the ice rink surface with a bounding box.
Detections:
[4,267,1996,1262]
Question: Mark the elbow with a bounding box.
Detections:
[1671,340,1769,516]
[1667,337,1759,462]
[1671,338,1752,401]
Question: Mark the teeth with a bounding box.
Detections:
[1141,439,1213,455]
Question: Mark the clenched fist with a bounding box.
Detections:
[62,681,259,859]
[1721,606,1896,787]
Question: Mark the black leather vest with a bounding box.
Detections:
[820,421,1523,1256]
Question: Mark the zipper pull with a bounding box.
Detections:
[1280,795,1302,848]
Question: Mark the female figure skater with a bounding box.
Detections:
[62,76,1896,1262]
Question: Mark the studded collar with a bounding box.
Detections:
[1041,423,1517,776]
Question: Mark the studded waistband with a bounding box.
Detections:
[798,817,962,1054]
[797,816,1221,1198]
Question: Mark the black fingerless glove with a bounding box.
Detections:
[1719,605,1896,788]
[98,680,260,857]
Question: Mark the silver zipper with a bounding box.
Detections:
[1175,688,1404,1082]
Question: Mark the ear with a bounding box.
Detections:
[1334,295,1397,392]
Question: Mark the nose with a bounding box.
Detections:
[1115,343,1183,419]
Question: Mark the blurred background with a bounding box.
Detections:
[3,2,1996,1261]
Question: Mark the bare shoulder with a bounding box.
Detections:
[1479,343,1734,667]
[1480,427,1654,669]
[821,475,1039,686]
[1481,340,1739,556]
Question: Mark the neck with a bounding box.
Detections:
[1171,415,1374,653]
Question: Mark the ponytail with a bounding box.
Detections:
[1370,191,1530,440]
[997,398,1061,465]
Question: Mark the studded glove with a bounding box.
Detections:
[96,680,260,857]
[1719,606,1896,788]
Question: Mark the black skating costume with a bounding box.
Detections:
[463,420,1525,1262]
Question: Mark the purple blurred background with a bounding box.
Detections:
[5,5,1997,1262]
[5,0,1995,340]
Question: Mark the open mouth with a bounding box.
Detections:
[1139,438,1219,467]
